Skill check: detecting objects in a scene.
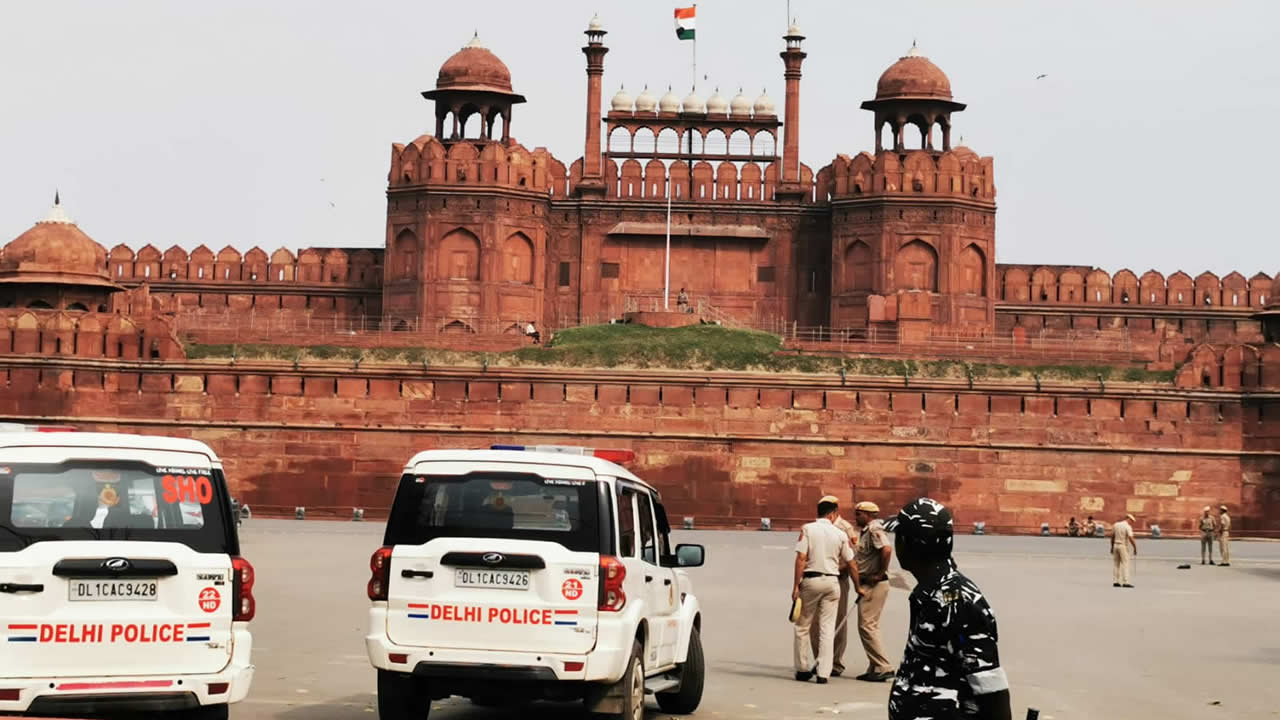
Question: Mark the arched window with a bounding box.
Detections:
[27,300,53,309]
[844,241,873,292]
[438,228,481,280]
[956,244,985,295]
[502,233,535,284]
[67,302,88,312]
[394,229,419,280]
[894,240,938,292]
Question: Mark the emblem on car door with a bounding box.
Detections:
[482,553,503,565]
[102,558,131,572]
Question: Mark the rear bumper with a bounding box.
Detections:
[0,628,253,713]
[366,606,627,685]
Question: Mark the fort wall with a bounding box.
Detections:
[3,358,1276,536]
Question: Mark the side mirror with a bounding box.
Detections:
[673,544,705,568]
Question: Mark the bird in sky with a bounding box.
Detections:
[1035,74,1048,80]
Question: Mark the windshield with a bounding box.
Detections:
[0,461,238,554]
[384,472,601,553]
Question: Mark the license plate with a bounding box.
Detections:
[69,580,159,602]
[454,568,530,591]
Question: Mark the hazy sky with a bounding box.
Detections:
[1,1,1276,276]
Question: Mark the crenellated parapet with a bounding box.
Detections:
[997,265,1275,309]
[820,148,995,203]
[0,308,183,360]
[105,244,382,288]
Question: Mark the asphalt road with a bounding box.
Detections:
[235,520,1280,720]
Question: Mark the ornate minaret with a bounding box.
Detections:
[578,14,609,197]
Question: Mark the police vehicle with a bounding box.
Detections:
[366,445,706,719]
[0,426,255,718]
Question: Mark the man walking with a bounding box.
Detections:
[1112,513,1137,587]
[1199,506,1217,565]
[1217,505,1231,567]
[809,495,859,677]
[852,500,896,682]
[793,496,858,684]
[886,498,1011,720]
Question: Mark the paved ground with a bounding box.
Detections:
[236,520,1280,720]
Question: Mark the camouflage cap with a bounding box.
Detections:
[886,497,954,553]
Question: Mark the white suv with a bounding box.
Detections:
[0,427,255,718]
[366,445,706,720]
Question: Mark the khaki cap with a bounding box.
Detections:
[1203,505,1211,512]
[855,501,880,513]
[819,495,840,505]
[1126,514,1136,523]
[1219,505,1228,511]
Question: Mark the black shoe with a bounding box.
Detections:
[1209,561,1216,565]
[1220,563,1230,567]
[816,677,829,685]
[857,671,893,683]
[1201,561,1206,565]
[1113,583,1121,587]
[831,669,842,677]
[795,670,814,682]
[1122,584,1134,588]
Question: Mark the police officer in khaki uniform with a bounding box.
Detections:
[809,495,859,676]
[852,500,896,682]
[793,496,858,684]
[1217,505,1231,567]
[1111,513,1137,587]
[1199,506,1217,565]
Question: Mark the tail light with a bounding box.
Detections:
[231,557,255,622]
[368,546,393,601]
[598,555,627,612]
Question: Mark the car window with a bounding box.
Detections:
[655,501,673,560]
[0,462,237,554]
[637,491,657,563]
[617,488,637,558]
[384,472,601,553]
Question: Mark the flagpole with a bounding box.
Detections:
[692,3,697,90]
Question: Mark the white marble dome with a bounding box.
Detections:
[658,86,681,113]
[706,88,728,115]
[681,88,706,113]
[729,88,752,117]
[610,85,633,112]
[753,89,776,116]
[634,85,657,112]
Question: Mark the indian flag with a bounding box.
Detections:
[674,6,695,40]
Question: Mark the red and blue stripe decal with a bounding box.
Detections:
[407,603,431,619]
[185,622,211,642]
[553,610,578,627]
[7,624,37,642]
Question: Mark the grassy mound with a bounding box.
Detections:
[184,324,1175,384]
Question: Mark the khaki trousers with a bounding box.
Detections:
[793,575,840,678]
[810,574,850,673]
[857,579,894,674]
[1200,532,1215,563]
[1219,532,1230,563]
[1113,546,1131,585]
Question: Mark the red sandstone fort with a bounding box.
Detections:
[1,20,1277,535]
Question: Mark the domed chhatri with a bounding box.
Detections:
[1,197,112,285]
[658,86,681,114]
[610,85,634,112]
[874,41,952,101]
[634,85,657,113]
[434,32,517,95]
[729,87,752,117]
[753,89,776,117]
[681,88,706,114]
[424,33,526,142]
[705,88,728,115]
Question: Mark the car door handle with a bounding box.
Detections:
[0,583,44,594]
[400,570,434,579]
[645,575,654,583]
[663,579,672,586]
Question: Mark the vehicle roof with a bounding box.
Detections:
[0,431,220,461]
[404,448,655,492]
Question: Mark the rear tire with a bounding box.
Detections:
[657,627,705,714]
[182,704,229,720]
[594,639,645,720]
[377,669,431,720]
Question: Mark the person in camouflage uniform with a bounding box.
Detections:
[886,498,1012,720]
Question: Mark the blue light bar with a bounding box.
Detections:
[490,444,525,451]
